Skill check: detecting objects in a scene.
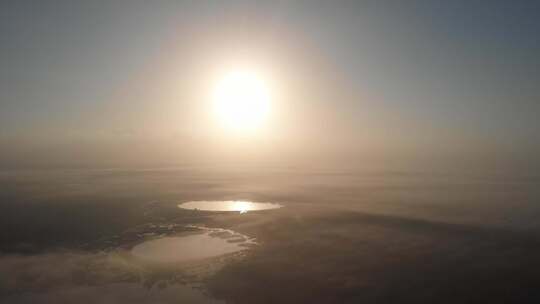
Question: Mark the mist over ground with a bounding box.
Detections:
[2,1,540,302]
[2,167,540,303]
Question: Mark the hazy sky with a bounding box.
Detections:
[1,0,539,169]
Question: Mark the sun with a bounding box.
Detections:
[212,69,271,133]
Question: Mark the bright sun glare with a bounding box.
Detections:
[213,69,270,133]
[230,201,250,213]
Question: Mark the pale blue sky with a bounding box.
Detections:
[1,0,539,169]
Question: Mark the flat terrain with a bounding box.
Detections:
[1,168,540,303]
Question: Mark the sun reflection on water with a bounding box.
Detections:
[178,200,282,213]
[231,201,250,213]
